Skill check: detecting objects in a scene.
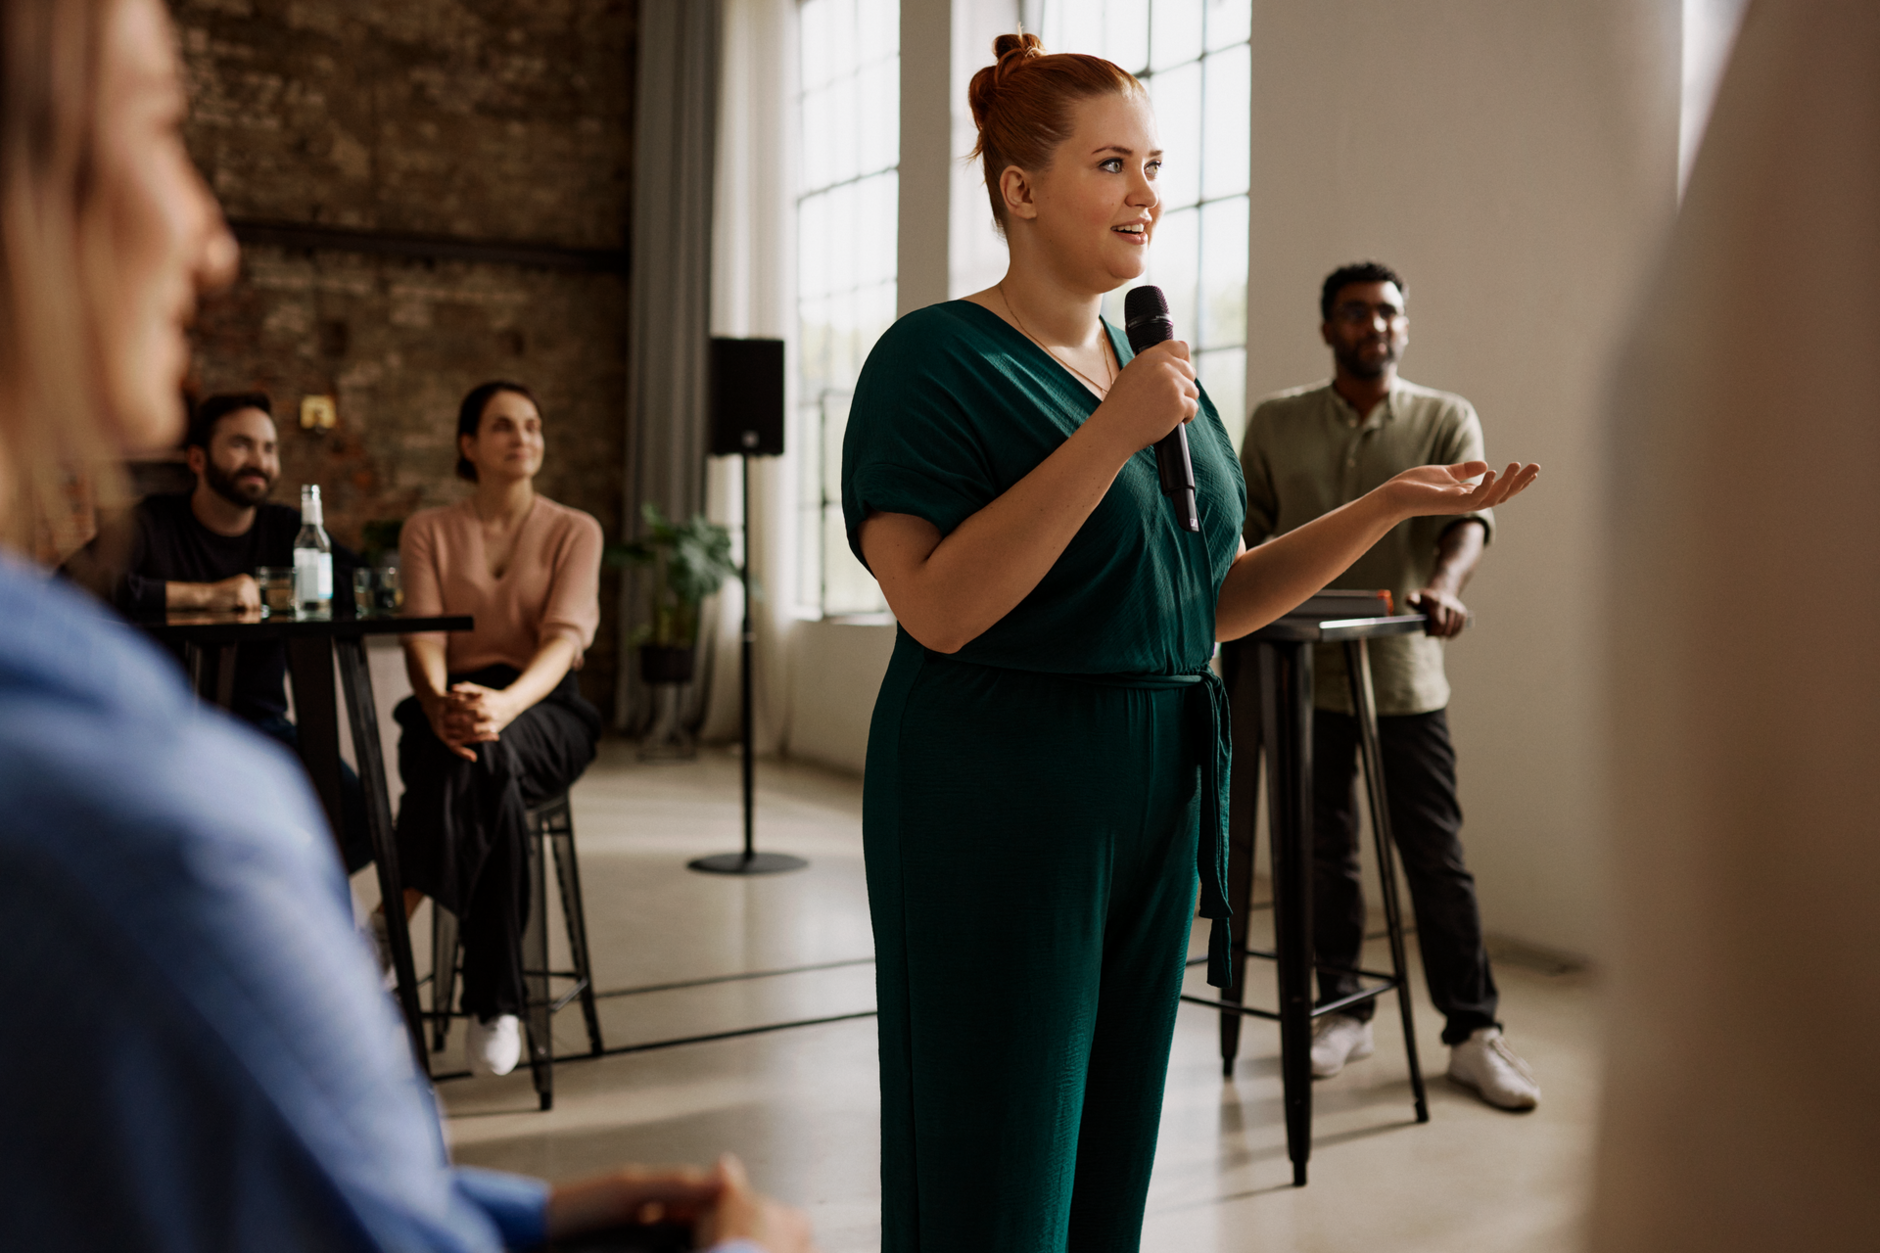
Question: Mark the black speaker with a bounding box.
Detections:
[708,337,785,457]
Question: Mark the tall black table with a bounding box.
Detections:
[144,610,472,1069]
[1198,613,1433,1186]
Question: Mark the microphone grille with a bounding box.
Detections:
[1124,285,1170,329]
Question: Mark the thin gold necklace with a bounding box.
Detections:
[999,283,1116,398]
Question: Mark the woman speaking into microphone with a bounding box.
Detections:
[842,33,1538,1252]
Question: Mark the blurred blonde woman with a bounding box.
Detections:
[0,1,808,1248]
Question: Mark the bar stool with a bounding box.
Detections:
[1192,616,1432,1186]
[430,792,605,1110]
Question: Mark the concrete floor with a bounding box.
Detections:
[423,743,1600,1252]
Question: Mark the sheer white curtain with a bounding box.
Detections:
[617,0,721,731]
[698,0,800,751]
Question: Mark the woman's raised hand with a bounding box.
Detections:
[1092,339,1199,453]
[1383,460,1541,519]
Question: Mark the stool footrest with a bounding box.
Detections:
[1311,983,1400,1018]
[1191,976,1402,1023]
[1181,994,1282,1021]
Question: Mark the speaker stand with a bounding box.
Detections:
[690,451,807,877]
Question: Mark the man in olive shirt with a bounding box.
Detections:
[1239,262,1539,1110]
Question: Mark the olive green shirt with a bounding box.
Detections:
[1240,379,1494,715]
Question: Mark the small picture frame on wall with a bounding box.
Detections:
[299,394,336,431]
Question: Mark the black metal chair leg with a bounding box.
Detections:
[522,810,555,1110]
[1346,640,1430,1124]
[549,811,605,1056]
[431,904,460,1053]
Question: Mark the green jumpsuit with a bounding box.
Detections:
[842,301,1246,1252]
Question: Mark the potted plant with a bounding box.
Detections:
[606,503,739,687]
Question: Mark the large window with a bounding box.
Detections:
[1029,0,1253,444]
[795,0,899,616]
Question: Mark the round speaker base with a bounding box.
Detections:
[687,851,809,875]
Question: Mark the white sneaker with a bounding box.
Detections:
[1447,1026,1540,1110]
[1310,1013,1375,1078]
[466,1014,522,1078]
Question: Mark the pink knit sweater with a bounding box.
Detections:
[399,496,603,673]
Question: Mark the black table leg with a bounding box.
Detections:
[333,637,428,1072]
[1220,640,1262,1077]
[213,643,237,709]
[184,640,233,707]
[285,637,348,853]
[1345,639,1430,1124]
[1260,639,1315,1187]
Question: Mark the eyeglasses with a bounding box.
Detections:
[1332,304,1407,326]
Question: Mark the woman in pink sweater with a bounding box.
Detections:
[395,380,605,1078]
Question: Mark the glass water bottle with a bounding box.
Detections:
[294,485,333,617]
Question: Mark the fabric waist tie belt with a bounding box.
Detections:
[1061,668,1233,988]
[935,659,1235,989]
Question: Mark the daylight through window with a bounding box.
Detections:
[1029,0,1253,443]
[795,0,899,616]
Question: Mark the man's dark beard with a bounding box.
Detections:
[204,459,273,507]
[1335,340,1398,380]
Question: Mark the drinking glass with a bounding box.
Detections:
[376,565,402,613]
[256,566,295,618]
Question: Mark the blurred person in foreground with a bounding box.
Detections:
[65,389,374,873]
[0,1,811,1249]
[1593,2,1880,1248]
[1239,262,1538,1110]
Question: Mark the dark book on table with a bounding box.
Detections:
[1284,589,1395,620]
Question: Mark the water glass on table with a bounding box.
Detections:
[353,566,402,616]
[256,566,295,618]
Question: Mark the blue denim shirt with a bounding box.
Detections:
[0,558,546,1250]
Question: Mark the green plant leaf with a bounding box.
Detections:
[615,507,740,647]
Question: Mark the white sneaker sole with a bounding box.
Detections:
[1310,1036,1375,1078]
[1446,1067,1540,1111]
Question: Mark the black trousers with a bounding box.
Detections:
[394,666,600,1020]
[1313,708,1498,1045]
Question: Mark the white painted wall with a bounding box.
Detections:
[1242,0,1681,958]
[786,619,897,774]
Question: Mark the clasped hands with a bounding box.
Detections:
[424,681,520,762]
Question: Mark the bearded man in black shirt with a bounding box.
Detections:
[77,391,371,872]
[119,391,304,620]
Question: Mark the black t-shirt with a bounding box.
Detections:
[105,493,356,724]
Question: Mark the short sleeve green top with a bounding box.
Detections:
[842,300,1246,675]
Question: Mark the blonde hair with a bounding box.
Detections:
[0,0,118,558]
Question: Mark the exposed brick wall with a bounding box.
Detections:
[171,0,636,713]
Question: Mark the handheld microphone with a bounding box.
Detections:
[1122,286,1201,533]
